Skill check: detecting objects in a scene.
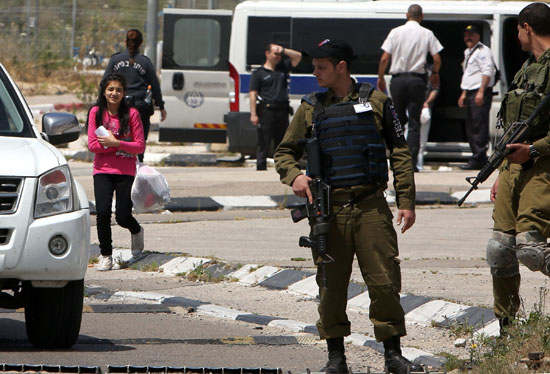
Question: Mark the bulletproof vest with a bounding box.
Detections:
[302,83,388,188]
[502,51,550,141]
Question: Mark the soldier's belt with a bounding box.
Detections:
[332,189,384,206]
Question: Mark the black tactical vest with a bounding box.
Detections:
[501,51,550,141]
[302,83,388,189]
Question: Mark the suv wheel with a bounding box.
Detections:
[24,279,84,348]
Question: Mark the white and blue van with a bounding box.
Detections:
[159,0,530,159]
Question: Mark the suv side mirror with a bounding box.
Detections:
[42,112,81,146]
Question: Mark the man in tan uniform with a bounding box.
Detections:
[275,39,420,374]
[486,2,550,333]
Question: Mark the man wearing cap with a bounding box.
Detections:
[275,39,421,374]
[377,4,443,171]
[458,25,496,170]
[249,43,302,171]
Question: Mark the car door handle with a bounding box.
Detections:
[172,73,184,90]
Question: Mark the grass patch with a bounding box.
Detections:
[129,261,160,272]
[448,286,550,373]
[185,264,225,283]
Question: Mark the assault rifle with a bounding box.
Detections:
[458,94,550,206]
[291,138,334,290]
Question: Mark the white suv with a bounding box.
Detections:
[0,64,90,348]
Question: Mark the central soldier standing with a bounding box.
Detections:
[274,39,420,374]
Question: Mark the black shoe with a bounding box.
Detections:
[384,336,424,374]
[324,337,348,374]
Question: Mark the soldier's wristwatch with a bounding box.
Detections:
[529,144,540,160]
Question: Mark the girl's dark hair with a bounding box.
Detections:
[126,29,143,64]
[85,73,130,136]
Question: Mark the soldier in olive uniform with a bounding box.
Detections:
[486,2,550,333]
[274,40,421,374]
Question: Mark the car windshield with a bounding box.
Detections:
[0,67,34,138]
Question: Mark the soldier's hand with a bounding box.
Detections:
[505,143,530,164]
[292,174,313,203]
[397,209,415,233]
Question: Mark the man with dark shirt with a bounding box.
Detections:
[249,43,301,170]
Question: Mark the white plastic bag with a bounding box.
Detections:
[131,162,170,213]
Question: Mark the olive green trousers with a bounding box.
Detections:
[492,157,550,319]
[312,193,406,342]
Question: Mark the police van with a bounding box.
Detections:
[160,0,530,159]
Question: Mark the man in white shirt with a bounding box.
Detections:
[377,4,443,171]
[458,25,496,170]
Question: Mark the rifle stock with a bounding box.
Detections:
[458,94,550,206]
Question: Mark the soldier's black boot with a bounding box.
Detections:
[499,317,511,337]
[383,336,424,374]
[324,337,348,374]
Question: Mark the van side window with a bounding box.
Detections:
[162,13,230,71]
[291,18,401,74]
[247,17,291,68]
[174,18,221,67]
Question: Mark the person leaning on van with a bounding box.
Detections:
[275,39,422,374]
[457,25,496,170]
[103,29,167,163]
[377,4,443,172]
[485,2,550,336]
[249,43,302,171]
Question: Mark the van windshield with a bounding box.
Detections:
[0,69,33,138]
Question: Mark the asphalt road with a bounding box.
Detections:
[4,161,547,372]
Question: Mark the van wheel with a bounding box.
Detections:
[24,279,84,348]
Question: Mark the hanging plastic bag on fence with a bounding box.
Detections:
[131,162,170,213]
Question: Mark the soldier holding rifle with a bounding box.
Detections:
[479,3,550,334]
[274,39,419,374]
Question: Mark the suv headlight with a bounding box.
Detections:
[34,166,73,218]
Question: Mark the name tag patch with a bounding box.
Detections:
[354,102,373,113]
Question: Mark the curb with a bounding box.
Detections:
[88,191,491,215]
[90,246,500,368]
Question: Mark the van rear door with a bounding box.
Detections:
[160,9,232,143]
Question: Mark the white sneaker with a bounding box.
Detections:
[97,255,113,271]
[131,226,144,256]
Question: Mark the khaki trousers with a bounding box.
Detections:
[492,157,550,319]
[312,193,406,342]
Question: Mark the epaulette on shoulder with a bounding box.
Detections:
[369,88,389,104]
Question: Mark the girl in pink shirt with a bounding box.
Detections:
[87,73,145,271]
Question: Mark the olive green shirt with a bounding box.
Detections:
[274,81,416,210]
